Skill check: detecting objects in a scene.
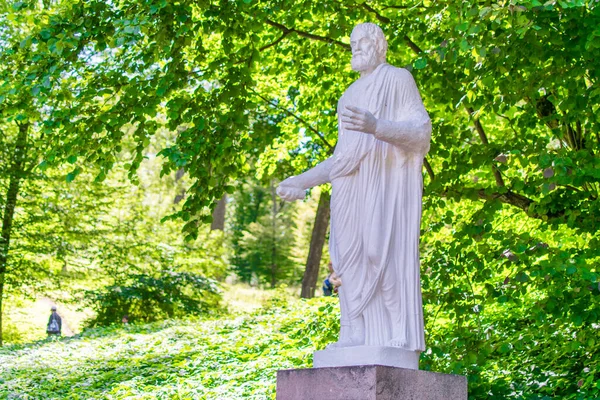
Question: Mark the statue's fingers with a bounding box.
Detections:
[276,187,287,198]
[340,111,359,120]
[341,117,358,124]
[280,187,294,197]
[288,188,305,201]
[345,105,366,115]
[281,192,295,201]
[344,123,362,131]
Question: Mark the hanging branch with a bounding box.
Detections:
[423,157,435,181]
[252,90,335,153]
[265,19,350,51]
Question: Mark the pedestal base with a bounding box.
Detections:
[276,365,467,400]
[313,346,419,369]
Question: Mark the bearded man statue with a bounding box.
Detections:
[277,22,431,368]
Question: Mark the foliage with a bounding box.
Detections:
[0,0,599,398]
[0,129,229,341]
[419,200,600,399]
[0,297,339,400]
[228,182,270,283]
[83,270,222,327]
[1,291,598,399]
[229,181,301,287]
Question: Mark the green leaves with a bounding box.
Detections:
[414,57,427,70]
[83,271,221,327]
[66,167,81,183]
[0,297,340,399]
[1,1,599,397]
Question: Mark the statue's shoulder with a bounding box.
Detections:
[380,64,415,83]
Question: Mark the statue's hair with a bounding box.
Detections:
[352,23,388,62]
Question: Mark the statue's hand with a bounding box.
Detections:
[276,178,306,201]
[341,105,377,134]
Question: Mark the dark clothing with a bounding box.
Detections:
[47,311,62,335]
[323,277,334,296]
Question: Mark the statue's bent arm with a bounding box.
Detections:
[373,69,432,154]
[374,116,431,154]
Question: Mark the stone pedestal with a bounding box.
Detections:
[276,365,467,400]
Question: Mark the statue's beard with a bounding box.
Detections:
[351,51,380,72]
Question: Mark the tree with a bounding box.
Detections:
[300,190,330,298]
[228,181,269,283]
[2,0,600,396]
[230,180,300,287]
[210,195,227,231]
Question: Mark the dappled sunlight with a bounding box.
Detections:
[0,298,339,399]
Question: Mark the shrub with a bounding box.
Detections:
[83,270,221,327]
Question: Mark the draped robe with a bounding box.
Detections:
[329,63,431,351]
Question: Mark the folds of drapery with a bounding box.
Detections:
[329,63,430,351]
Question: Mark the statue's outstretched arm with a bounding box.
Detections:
[276,157,333,201]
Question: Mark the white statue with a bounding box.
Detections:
[277,23,431,366]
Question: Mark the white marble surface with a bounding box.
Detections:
[278,23,431,356]
[313,346,420,370]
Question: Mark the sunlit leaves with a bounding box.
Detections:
[1,0,599,396]
[0,297,340,399]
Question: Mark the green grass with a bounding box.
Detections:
[2,283,296,346]
[0,295,340,400]
[3,296,93,344]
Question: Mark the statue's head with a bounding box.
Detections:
[350,23,387,73]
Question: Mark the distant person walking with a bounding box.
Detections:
[323,261,342,296]
[46,305,62,336]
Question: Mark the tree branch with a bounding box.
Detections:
[360,3,424,54]
[440,184,580,223]
[475,189,532,211]
[423,157,435,181]
[361,3,391,24]
[465,106,506,187]
[253,90,335,153]
[259,32,290,52]
[235,32,291,65]
[382,4,428,10]
[442,186,533,216]
[265,19,350,51]
[403,34,424,55]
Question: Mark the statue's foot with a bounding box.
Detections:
[387,337,408,348]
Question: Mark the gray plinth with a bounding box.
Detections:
[276,365,467,400]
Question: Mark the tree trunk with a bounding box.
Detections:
[0,123,29,346]
[300,190,331,299]
[210,194,227,231]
